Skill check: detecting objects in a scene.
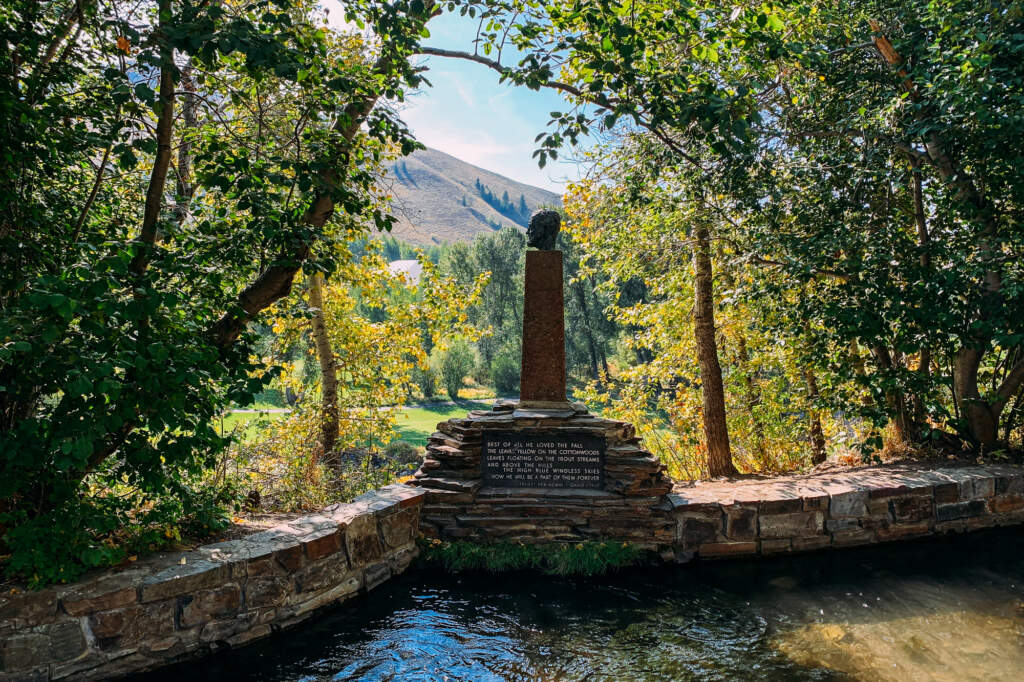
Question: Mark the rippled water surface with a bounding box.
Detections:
[148,528,1024,681]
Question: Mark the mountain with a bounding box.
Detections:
[381,147,561,246]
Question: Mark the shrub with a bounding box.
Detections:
[433,340,475,401]
[383,440,420,465]
[1,476,239,589]
[411,363,437,399]
[491,344,521,396]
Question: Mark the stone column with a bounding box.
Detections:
[519,249,571,409]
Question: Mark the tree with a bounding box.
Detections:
[0,0,440,583]
[435,339,476,401]
[438,0,1024,454]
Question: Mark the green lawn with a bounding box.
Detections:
[393,401,493,446]
[218,401,494,448]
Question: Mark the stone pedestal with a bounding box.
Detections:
[410,400,676,549]
[519,250,571,409]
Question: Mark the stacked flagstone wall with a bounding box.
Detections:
[666,463,1024,560]
[3,462,1024,681]
[0,484,424,682]
[411,401,675,548]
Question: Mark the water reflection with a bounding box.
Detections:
[145,528,1024,681]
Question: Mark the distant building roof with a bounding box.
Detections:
[388,259,423,284]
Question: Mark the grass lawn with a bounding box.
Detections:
[218,400,495,448]
[393,400,493,446]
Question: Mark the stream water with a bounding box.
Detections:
[146,528,1024,681]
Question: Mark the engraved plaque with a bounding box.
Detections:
[482,431,605,489]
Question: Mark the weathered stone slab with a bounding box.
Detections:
[178,584,241,628]
[59,572,140,617]
[936,499,987,522]
[344,514,384,566]
[139,559,229,603]
[759,512,824,539]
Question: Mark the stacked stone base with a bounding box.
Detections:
[412,400,676,548]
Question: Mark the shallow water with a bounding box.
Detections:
[147,528,1024,681]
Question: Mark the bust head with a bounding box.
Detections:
[527,209,561,250]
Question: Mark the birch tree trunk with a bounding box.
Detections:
[307,272,338,463]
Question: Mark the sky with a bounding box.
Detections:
[324,3,585,193]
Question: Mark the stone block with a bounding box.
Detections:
[936,518,970,533]
[826,518,859,532]
[961,476,995,500]
[697,542,757,558]
[799,488,829,512]
[791,535,832,552]
[678,514,722,546]
[274,541,306,573]
[245,576,290,609]
[89,598,176,646]
[1,633,50,672]
[933,482,959,504]
[387,545,419,574]
[723,505,757,541]
[890,495,933,524]
[876,522,932,542]
[199,615,253,644]
[936,499,987,522]
[59,572,139,616]
[344,514,385,567]
[302,528,343,561]
[139,559,229,603]
[757,489,804,514]
[759,512,824,539]
[995,473,1024,495]
[178,583,242,628]
[379,507,419,548]
[828,487,867,518]
[760,538,792,554]
[866,498,891,517]
[0,589,58,628]
[991,493,1024,513]
[363,562,392,592]
[831,528,875,547]
[292,554,351,594]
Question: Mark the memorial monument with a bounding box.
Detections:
[411,211,674,549]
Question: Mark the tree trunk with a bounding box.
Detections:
[307,272,338,463]
[804,369,827,464]
[954,347,998,448]
[174,64,197,226]
[131,0,175,278]
[693,223,736,477]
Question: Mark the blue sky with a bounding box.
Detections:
[325,3,583,193]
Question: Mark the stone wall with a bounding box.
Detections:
[0,484,424,682]
[4,463,1024,681]
[666,463,1024,561]
[412,401,675,548]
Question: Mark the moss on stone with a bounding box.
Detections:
[416,537,644,575]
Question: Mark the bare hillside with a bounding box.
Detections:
[381,147,561,246]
